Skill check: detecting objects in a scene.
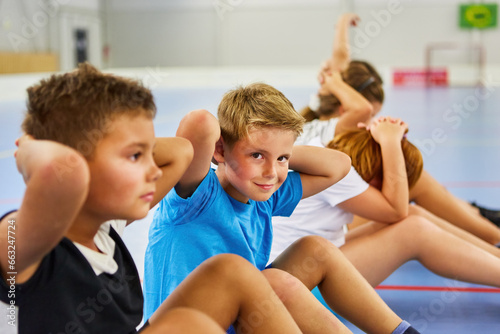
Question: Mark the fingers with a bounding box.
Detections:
[339,13,360,27]
[317,60,331,84]
[16,134,34,147]
[349,14,360,26]
[14,134,35,159]
[373,116,405,126]
[369,116,409,141]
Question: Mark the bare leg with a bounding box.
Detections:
[151,254,301,334]
[410,170,500,244]
[409,204,500,258]
[272,235,403,334]
[143,308,225,334]
[342,215,500,287]
[263,268,352,333]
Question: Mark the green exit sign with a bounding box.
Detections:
[459,3,497,28]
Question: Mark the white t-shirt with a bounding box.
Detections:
[73,219,126,275]
[270,135,368,263]
[296,118,339,146]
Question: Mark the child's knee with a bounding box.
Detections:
[293,235,341,260]
[262,268,305,303]
[277,235,343,279]
[400,215,440,238]
[200,253,257,284]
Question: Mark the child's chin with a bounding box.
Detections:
[251,193,273,202]
[124,209,149,221]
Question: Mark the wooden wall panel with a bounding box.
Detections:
[0,53,58,74]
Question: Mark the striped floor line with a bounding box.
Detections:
[377,285,500,293]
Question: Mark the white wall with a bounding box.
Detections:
[105,0,500,72]
[1,0,498,75]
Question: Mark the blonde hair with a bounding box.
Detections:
[328,129,423,189]
[22,62,156,158]
[301,60,385,122]
[218,82,305,146]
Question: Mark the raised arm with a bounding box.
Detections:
[316,13,360,87]
[0,135,90,281]
[149,137,194,208]
[289,145,351,199]
[330,13,360,72]
[321,70,373,133]
[174,109,220,198]
[338,117,409,222]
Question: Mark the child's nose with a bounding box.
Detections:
[149,162,162,182]
[263,162,277,179]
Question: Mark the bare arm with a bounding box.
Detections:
[316,13,360,89]
[174,109,220,198]
[316,14,373,134]
[330,13,360,72]
[321,70,373,134]
[0,136,89,281]
[338,186,407,223]
[289,145,351,199]
[338,117,409,222]
[149,137,194,208]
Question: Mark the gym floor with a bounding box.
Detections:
[1,68,499,333]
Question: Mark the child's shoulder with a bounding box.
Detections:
[268,171,303,216]
[155,169,221,221]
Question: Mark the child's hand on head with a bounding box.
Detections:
[16,133,34,145]
[317,60,331,85]
[369,116,408,144]
[14,134,34,158]
[318,69,343,95]
[15,134,36,182]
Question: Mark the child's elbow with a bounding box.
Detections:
[393,209,409,222]
[324,150,351,184]
[337,151,351,179]
[386,206,409,223]
[40,150,90,199]
[185,109,217,130]
[179,109,220,140]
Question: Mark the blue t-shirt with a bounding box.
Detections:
[143,168,302,320]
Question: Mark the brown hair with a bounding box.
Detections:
[301,60,385,122]
[217,82,305,146]
[328,129,423,189]
[22,62,156,158]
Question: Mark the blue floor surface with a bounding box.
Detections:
[1,70,499,333]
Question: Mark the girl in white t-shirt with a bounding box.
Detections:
[271,117,500,289]
[296,12,500,245]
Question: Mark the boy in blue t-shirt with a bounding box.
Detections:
[145,82,420,334]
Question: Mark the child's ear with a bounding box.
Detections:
[213,137,225,164]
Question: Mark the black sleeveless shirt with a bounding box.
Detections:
[0,220,143,334]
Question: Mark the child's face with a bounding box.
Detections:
[83,113,161,222]
[220,126,296,203]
